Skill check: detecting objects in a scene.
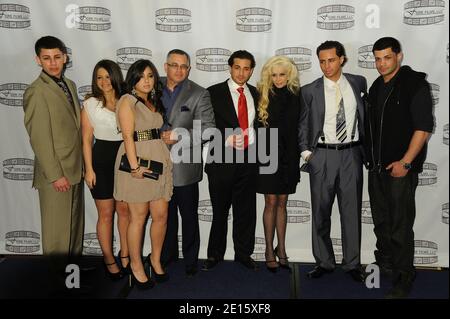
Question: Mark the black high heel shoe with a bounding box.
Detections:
[145,254,169,283]
[104,261,124,281]
[118,250,130,274]
[265,251,280,273]
[274,247,291,271]
[128,265,155,289]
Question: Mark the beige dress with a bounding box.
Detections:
[114,94,173,203]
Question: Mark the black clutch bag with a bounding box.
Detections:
[119,154,163,180]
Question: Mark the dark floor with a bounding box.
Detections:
[0,255,448,300]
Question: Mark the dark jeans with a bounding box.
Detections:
[368,171,418,275]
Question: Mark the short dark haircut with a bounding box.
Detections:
[125,59,164,116]
[34,36,67,56]
[372,37,402,54]
[316,40,348,66]
[87,59,124,104]
[167,49,191,66]
[228,50,256,68]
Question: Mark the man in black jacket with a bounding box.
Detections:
[366,37,434,298]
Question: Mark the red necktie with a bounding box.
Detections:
[237,87,249,148]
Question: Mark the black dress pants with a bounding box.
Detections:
[368,171,418,275]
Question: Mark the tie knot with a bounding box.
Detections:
[237,87,244,94]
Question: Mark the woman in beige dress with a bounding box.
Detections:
[114,59,173,289]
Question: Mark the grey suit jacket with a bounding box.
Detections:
[298,73,367,155]
[161,78,215,187]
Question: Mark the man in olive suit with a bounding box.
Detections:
[23,36,84,287]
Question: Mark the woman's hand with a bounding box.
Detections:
[131,166,153,179]
[84,169,96,189]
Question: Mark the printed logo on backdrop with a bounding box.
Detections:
[65,47,73,69]
[196,48,231,72]
[317,5,355,30]
[83,232,116,255]
[419,162,437,186]
[447,43,449,63]
[275,47,312,71]
[198,199,232,222]
[0,83,28,107]
[117,47,152,71]
[430,83,440,107]
[331,238,343,263]
[155,8,191,32]
[3,158,33,181]
[362,201,373,224]
[236,7,272,32]
[5,231,40,253]
[77,85,92,105]
[177,235,183,258]
[442,203,449,224]
[65,5,111,31]
[443,124,449,145]
[403,0,445,26]
[358,45,375,69]
[414,240,438,264]
[251,237,265,261]
[0,3,30,29]
[286,200,311,223]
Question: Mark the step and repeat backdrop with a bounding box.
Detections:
[0,0,448,267]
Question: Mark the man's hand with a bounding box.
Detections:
[161,130,178,145]
[226,134,245,150]
[52,176,71,192]
[386,161,408,177]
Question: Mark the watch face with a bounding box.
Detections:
[404,163,412,169]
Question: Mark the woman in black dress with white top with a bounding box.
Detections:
[256,56,302,272]
[81,60,130,280]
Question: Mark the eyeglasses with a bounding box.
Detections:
[167,63,190,71]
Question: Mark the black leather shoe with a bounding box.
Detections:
[202,258,220,271]
[347,267,366,283]
[385,281,413,299]
[369,262,393,277]
[234,256,258,271]
[186,266,198,278]
[307,266,333,278]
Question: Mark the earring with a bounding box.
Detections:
[131,88,137,96]
[150,88,156,100]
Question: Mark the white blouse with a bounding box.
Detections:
[83,97,122,141]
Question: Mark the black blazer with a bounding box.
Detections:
[205,80,259,172]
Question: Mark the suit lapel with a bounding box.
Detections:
[40,72,78,127]
[316,78,326,130]
[220,80,239,127]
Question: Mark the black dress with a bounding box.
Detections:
[256,86,301,194]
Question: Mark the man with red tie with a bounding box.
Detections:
[203,50,260,271]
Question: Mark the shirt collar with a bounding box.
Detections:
[324,73,347,89]
[228,78,248,93]
[43,70,64,83]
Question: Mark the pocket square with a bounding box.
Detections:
[180,105,190,112]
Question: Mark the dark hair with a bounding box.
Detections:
[34,36,70,68]
[316,40,348,66]
[125,59,165,116]
[228,50,256,68]
[86,60,124,105]
[167,49,191,65]
[372,37,402,54]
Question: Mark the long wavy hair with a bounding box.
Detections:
[257,56,300,127]
[124,59,165,117]
[86,59,124,106]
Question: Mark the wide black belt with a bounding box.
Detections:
[133,128,161,142]
[316,141,361,150]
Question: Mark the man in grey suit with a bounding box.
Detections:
[160,49,215,277]
[298,41,366,282]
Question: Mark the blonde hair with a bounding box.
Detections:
[257,56,300,127]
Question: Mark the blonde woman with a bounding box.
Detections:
[256,56,302,272]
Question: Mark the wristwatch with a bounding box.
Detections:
[400,160,411,170]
